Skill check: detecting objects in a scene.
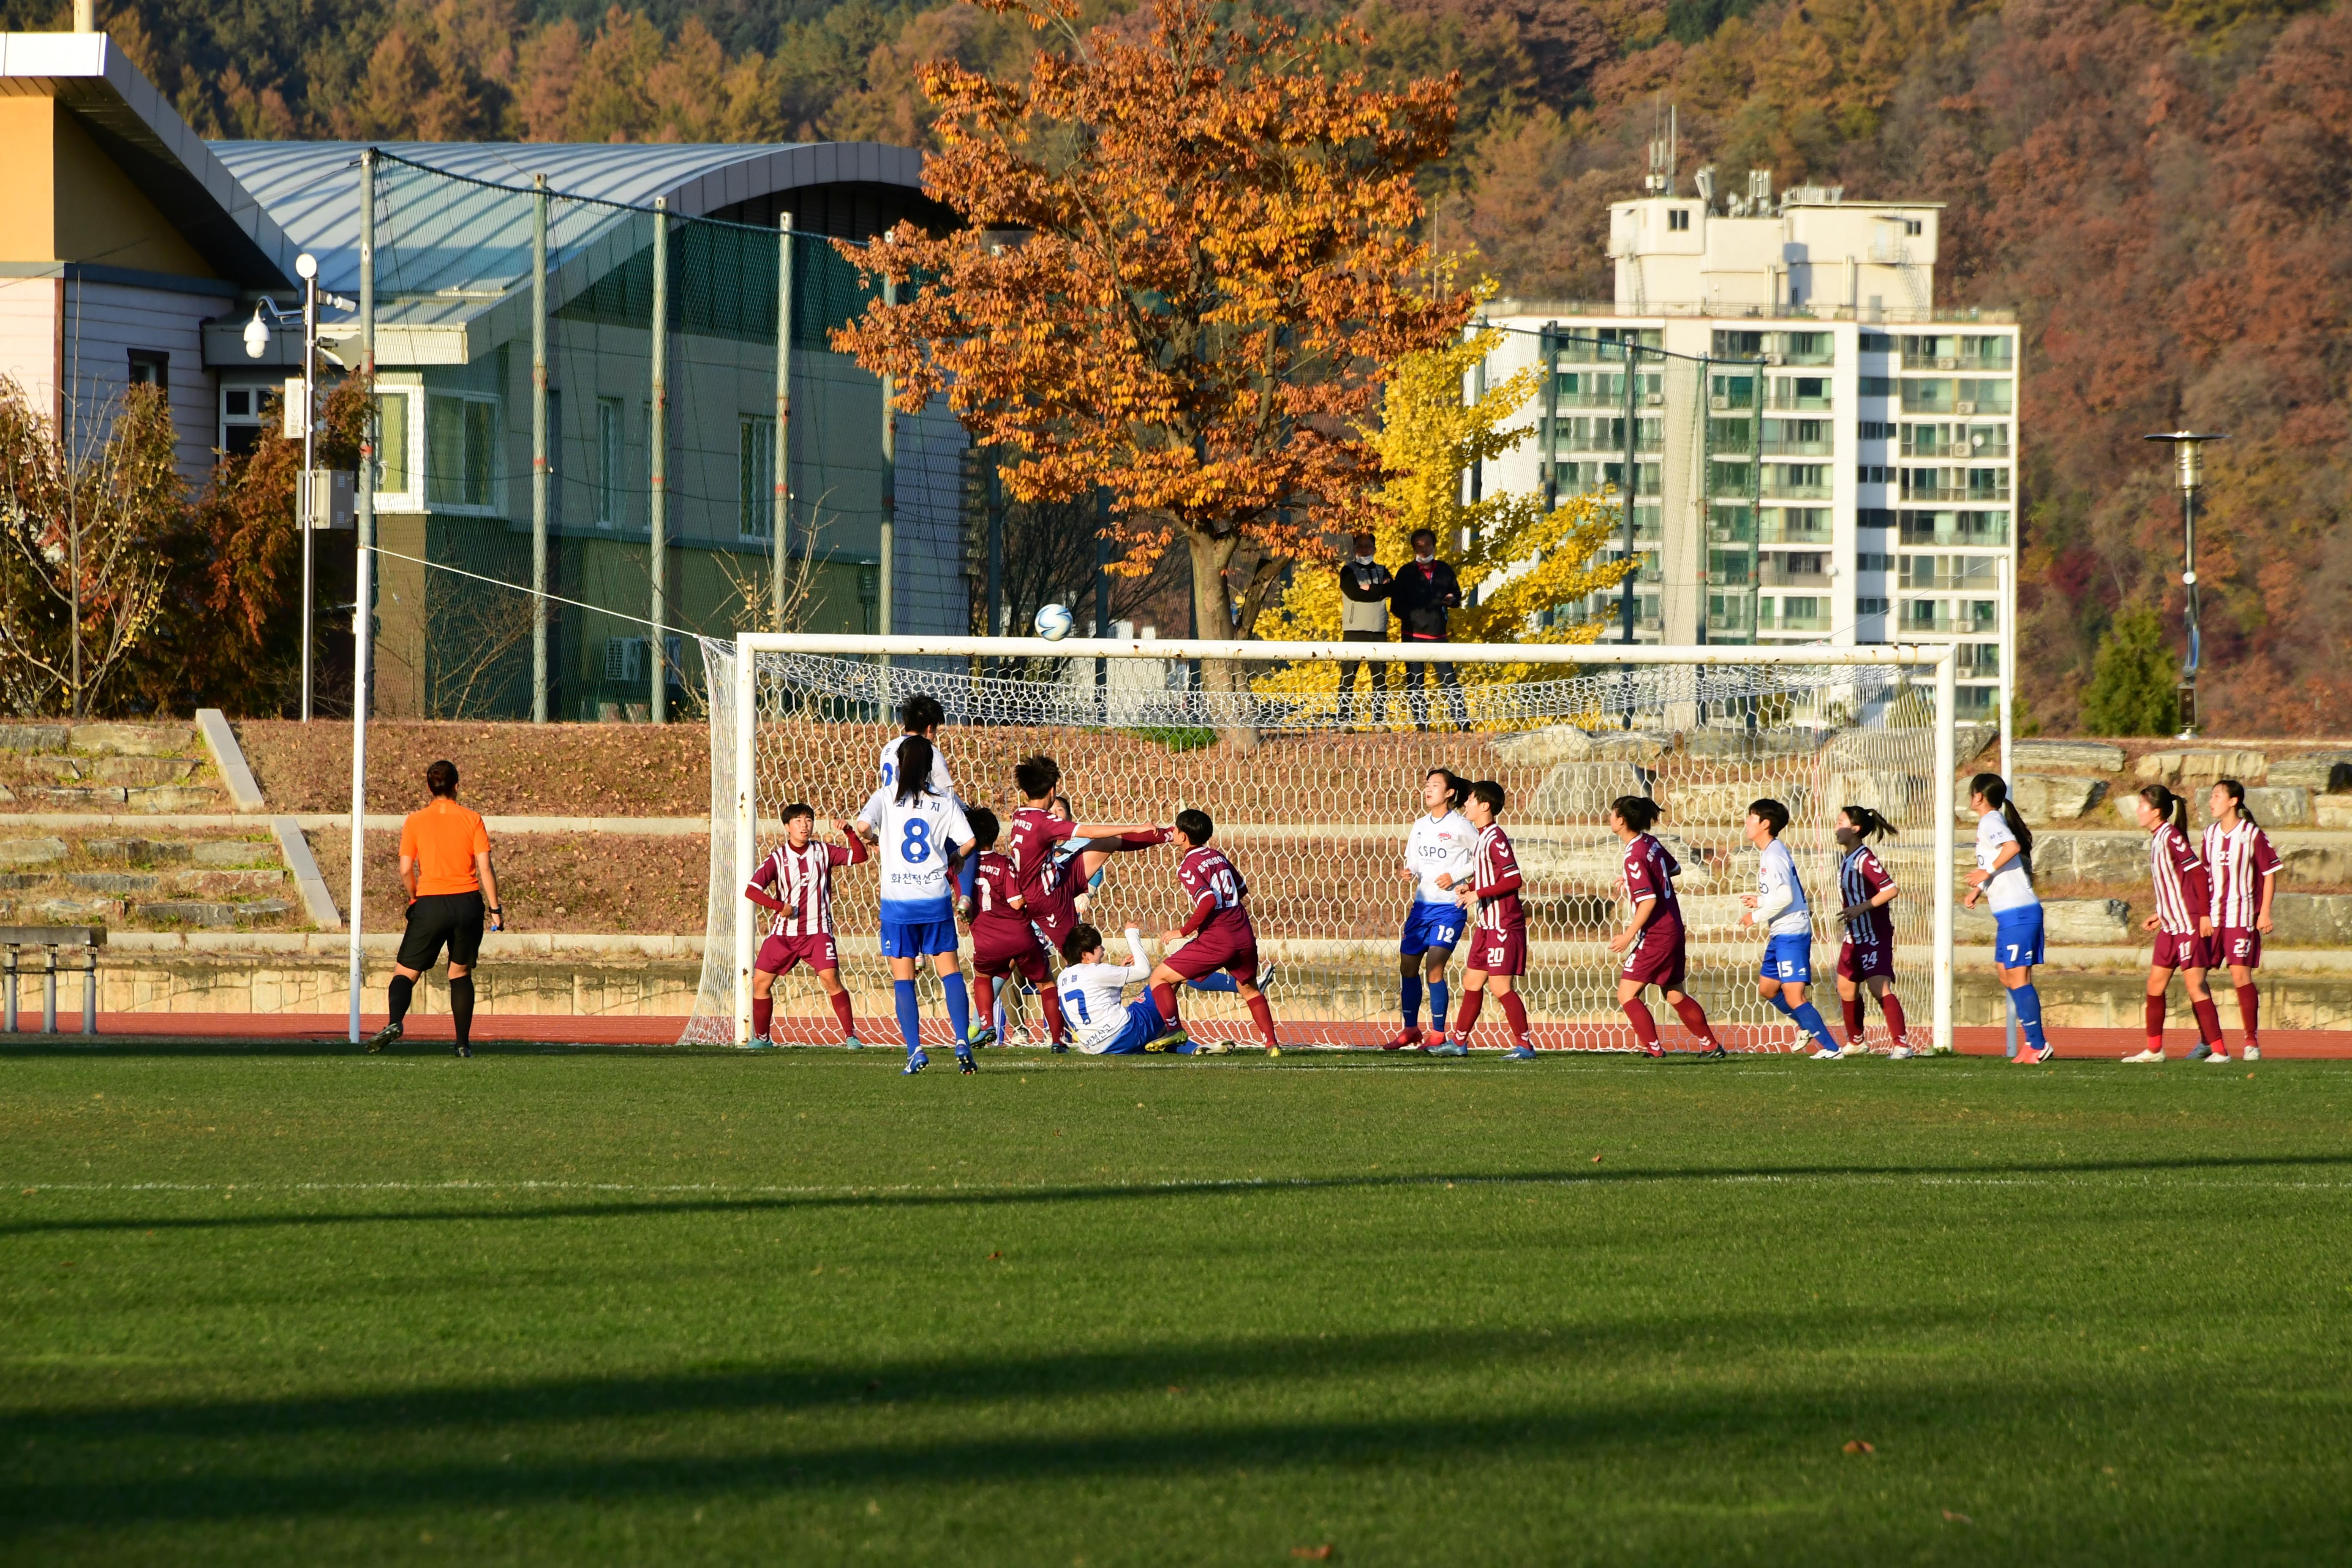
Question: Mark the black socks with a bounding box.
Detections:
[449,975,474,1049]
[387,974,414,1026]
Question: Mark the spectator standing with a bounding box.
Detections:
[1390,528,1468,730]
[1335,529,1394,725]
[365,760,503,1058]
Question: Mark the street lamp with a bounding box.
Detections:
[2140,430,2227,737]
[245,253,323,720]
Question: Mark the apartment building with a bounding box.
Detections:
[1478,179,2017,718]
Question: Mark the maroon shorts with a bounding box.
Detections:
[2217,927,2261,970]
[1465,920,1526,977]
[1165,915,1258,983]
[1027,902,1078,955]
[2150,930,2217,971]
[973,924,1053,985]
[1620,920,1687,991]
[757,932,838,976]
[1837,939,1895,983]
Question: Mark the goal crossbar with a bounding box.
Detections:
[711,636,1959,1055]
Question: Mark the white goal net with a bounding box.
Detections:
[683,636,1957,1052]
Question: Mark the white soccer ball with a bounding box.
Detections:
[1034,603,1075,641]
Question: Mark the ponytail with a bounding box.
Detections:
[2216,777,2257,828]
[1428,768,1469,810]
[1970,771,2035,884]
[894,736,935,806]
[2138,783,2189,838]
[1610,795,1661,833]
[1840,804,1896,842]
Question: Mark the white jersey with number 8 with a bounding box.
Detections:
[857,785,972,926]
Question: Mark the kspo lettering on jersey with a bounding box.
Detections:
[1407,810,1476,905]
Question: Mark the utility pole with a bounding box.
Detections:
[1619,340,1640,644]
[773,212,794,629]
[298,252,318,720]
[648,197,668,721]
[530,173,549,724]
[2141,431,2227,737]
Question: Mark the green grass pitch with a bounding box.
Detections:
[4,1046,2350,1565]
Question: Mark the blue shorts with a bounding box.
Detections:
[1092,995,1191,1055]
[1760,932,1813,985]
[1400,899,1466,956]
[1993,905,2045,969]
[879,918,959,960]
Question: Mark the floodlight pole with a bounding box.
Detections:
[773,211,793,630]
[1620,340,1640,645]
[346,147,376,1045]
[299,257,318,721]
[649,197,669,722]
[2141,431,2226,738]
[531,172,549,725]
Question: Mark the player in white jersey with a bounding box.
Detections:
[2205,778,2281,1060]
[743,803,868,1048]
[1962,773,2053,1063]
[853,735,979,1075]
[1058,924,1194,1054]
[1391,768,1476,1049]
[877,694,978,905]
[1737,798,1839,1056]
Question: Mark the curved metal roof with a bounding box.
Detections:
[210,140,928,299]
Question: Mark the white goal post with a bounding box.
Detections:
[690,635,1960,1054]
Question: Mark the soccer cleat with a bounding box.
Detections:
[746,1037,776,1051]
[957,1049,977,1075]
[1256,960,1281,991]
[453,1043,471,1059]
[1886,1045,1916,1061]
[363,1020,403,1054]
[1144,1031,1191,1054]
[2187,1042,2213,1061]
[1266,1044,1283,1058]
[1198,1040,1231,1055]
[964,1025,998,1050]
[2243,1044,2261,1062]
[1423,1029,1448,1051]
[903,1048,930,1075]
[2203,1046,2231,1064]
[1641,1042,1664,1058]
[2121,1048,2164,1064]
[1051,1042,1070,1054]
[1386,1027,1421,1051]
[1699,1043,1728,1060]
[1426,1040,1468,1057]
[1808,1046,1843,1059]
[1503,1044,1538,1060]
[842,1035,864,1051]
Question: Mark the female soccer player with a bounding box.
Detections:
[743,803,868,1048]
[853,736,980,1075]
[2124,784,2226,1064]
[1962,773,2053,1064]
[962,807,1070,1051]
[1149,808,1282,1056]
[1738,798,1840,1058]
[1604,795,1726,1059]
[1832,805,1911,1059]
[2204,779,2280,1061]
[1393,768,1475,1050]
[1059,924,1195,1055]
[1429,779,1535,1059]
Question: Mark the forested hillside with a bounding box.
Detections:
[14,0,2349,733]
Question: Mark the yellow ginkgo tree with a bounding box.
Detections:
[1255,289,1635,708]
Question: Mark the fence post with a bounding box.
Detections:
[649,197,669,722]
[347,146,376,1045]
[773,212,794,630]
[531,172,550,724]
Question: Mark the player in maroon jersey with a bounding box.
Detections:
[1003,755,1168,955]
[1427,779,1536,1059]
[742,802,868,1048]
[1604,795,1727,1059]
[2204,779,2281,1061]
[1148,808,1282,1055]
[1831,804,1911,1058]
[961,807,1072,1051]
[2123,784,2226,1064]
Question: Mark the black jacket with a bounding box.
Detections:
[1388,557,1461,640]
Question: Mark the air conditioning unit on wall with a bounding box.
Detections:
[1955,401,1977,414]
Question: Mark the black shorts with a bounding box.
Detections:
[397,891,485,971]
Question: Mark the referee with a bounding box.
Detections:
[365,759,503,1057]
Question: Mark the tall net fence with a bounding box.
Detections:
[365,155,969,721]
[683,643,1946,1052]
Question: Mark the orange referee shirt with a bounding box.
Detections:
[400,797,490,896]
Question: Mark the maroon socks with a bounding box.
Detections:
[752,996,773,1039]
[1841,995,1866,1047]
[2235,983,2259,1048]
[1878,992,1907,1045]
[1670,995,1720,1047]
[2144,993,2167,1049]
[1621,999,1659,1050]
[1497,990,1530,1047]
[1454,989,1486,1042]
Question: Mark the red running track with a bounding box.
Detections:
[8,1011,2352,1059]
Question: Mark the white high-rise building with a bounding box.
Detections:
[1476,180,2017,719]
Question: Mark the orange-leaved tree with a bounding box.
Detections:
[830,0,1471,673]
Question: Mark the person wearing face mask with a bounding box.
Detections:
[1335,528,1394,726]
[1389,527,1468,730]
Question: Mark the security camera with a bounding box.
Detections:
[242,305,270,359]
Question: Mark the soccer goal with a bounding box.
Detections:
[682,636,1962,1053]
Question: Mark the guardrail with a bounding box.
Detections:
[2,926,104,1036]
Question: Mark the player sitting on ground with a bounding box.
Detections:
[963,806,1071,1051]
[1149,808,1282,1056]
[743,803,868,1048]
[1428,779,1535,1059]
[1738,798,1841,1058]
[1606,795,1727,1059]
[1059,924,1195,1055]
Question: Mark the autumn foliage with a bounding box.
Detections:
[830,0,1472,648]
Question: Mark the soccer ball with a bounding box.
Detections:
[1034,603,1075,641]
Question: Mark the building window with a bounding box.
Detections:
[425,393,498,509]
[219,385,269,455]
[1904,218,1923,237]
[1857,553,1895,573]
[1858,465,1894,484]
[1859,421,1895,440]
[740,416,777,538]
[596,397,625,528]
[128,351,168,400]
[1857,597,1890,616]
[1667,208,1690,231]
[375,392,410,494]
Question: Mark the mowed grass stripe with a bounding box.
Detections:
[3,1052,2349,1566]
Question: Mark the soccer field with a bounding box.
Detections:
[5,1048,2349,1565]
